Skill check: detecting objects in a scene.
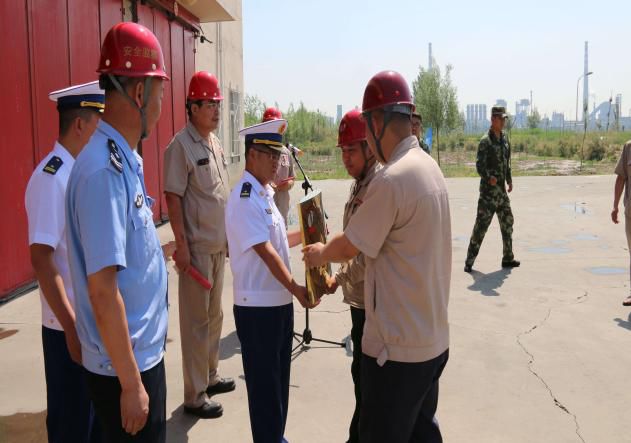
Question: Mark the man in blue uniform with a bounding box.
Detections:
[225,118,313,443]
[65,22,169,442]
[25,81,103,443]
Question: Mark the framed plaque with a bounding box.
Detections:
[298,190,331,304]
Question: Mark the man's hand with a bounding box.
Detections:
[64,327,82,365]
[276,180,294,192]
[120,382,149,435]
[489,176,498,186]
[507,182,513,193]
[325,275,338,294]
[291,282,319,309]
[161,241,176,261]
[612,207,620,224]
[173,245,191,273]
[302,242,325,268]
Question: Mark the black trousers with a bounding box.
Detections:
[347,307,365,443]
[42,326,99,443]
[84,359,166,443]
[359,349,449,443]
[234,303,293,443]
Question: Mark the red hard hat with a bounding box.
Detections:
[98,22,169,80]
[188,71,223,101]
[262,107,283,122]
[362,70,414,113]
[337,109,366,147]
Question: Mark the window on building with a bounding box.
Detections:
[229,89,242,163]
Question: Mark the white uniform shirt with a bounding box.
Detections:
[25,142,75,331]
[226,171,293,307]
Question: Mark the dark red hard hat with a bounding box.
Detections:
[362,70,414,113]
[188,71,223,101]
[262,107,283,122]
[98,22,169,80]
[337,109,366,147]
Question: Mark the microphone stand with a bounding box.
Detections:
[290,146,346,352]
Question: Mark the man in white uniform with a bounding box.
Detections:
[25,81,104,443]
[225,118,313,443]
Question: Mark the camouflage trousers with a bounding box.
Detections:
[466,190,514,266]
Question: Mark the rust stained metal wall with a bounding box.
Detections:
[0,0,198,298]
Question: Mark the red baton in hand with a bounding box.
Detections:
[173,251,212,290]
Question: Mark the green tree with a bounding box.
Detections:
[412,63,461,166]
[527,109,541,130]
[244,94,266,126]
[243,95,337,148]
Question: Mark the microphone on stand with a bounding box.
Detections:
[286,143,304,157]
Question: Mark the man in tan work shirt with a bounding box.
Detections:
[164,71,234,419]
[325,108,378,443]
[262,107,295,227]
[304,71,451,443]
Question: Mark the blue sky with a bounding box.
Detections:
[243,0,630,120]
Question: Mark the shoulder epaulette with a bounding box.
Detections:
[108,139,123,173]
[42,156,63,175]
[240,182,252,198]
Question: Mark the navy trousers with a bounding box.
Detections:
[234,303,293,443]
[347,307,365,443]
[84,359,166,443]
[359,349,449,443]
[41,326,99,443]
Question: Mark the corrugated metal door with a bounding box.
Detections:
[0,0,123,299]
[0,0,197,299]
[0,1,36,297]
[136,2,197,220]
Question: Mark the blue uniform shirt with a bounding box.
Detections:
[66,120,168,376]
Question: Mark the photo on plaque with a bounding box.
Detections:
[298,190,331,304]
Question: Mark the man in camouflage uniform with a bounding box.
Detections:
[411,112,431,154]
[465,106,520,272]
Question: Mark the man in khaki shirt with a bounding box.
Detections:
[164,71,234,419]
[304,71,451,443]
[612,140,631,306]
[324,108,377,443]
[263,107,295,227]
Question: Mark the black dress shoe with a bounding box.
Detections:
[502,259,520,268]
[464,264,472,273]
[206,377,236,396]
[184,401,223,419]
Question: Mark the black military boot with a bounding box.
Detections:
[501,259,520,268]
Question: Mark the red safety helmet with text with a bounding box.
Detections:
[98,22,169,80]
[188,71,223,101]
[262,107,283,122]
[362,70,414,114]
[337,109,366,147]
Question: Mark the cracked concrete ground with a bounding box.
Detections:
[1,175,630,442]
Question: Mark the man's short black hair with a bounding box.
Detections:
[186,99,204,119]
[59,108,98,136]
[98,74,144,95]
